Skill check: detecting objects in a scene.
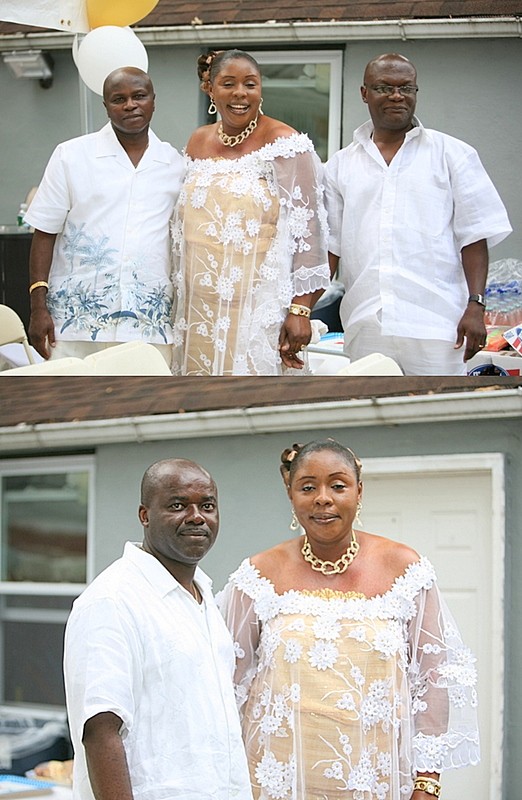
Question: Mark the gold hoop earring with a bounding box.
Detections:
[208,97,217,115]
[355,500,363,528]
[290,508,300,531]
[259,97,264,115]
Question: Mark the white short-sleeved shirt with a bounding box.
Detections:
[64,542,253,800]
[24,124,185,345]
[324,119,512,342]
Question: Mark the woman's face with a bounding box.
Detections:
[211,57,262,132]
[289,450,362,546]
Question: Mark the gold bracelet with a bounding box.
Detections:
[413,778,441,797]
[29,280,49,294]
[288,303,311,318]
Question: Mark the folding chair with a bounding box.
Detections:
[1,357,93,376]
[336,353,403,376]
[0,304,35,364]
[83,341,171,375]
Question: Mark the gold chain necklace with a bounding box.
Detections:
[301,531,360,575]
[218,115,258,147]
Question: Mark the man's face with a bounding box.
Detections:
[103,70,155,136]
[361,59,418,133]
[139,463,219,568]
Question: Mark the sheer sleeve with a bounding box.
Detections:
[217,580,261,715]
[408,581,480,772]
[322,153,345,258]
[271,136,330,296]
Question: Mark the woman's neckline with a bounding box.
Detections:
[246,555,426,602]
[186,130,308,163]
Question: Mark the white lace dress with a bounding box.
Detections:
[170,133,330,375]
[218,557,480,800]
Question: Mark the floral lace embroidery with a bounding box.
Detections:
[225,557,480,798]
[170,133,330,375]
[232,557,435,623]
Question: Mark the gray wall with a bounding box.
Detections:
[0,37,519,258]
[90,413,522,797]
[0,49,83,224]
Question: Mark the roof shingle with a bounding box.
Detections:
[0,377,519,428]
[1,0,520,34]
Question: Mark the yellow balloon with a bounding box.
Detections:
[87,0,160,29]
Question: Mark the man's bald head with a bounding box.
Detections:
[102,67,153,102]
[140,459,217,507]
[363,53,416,87]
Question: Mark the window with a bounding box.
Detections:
[0,456,94,707]
[251,50,342,161]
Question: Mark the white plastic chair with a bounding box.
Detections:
[336,353,403,376]
[1,356,93,375]
[0,304,35,364]
[83,341,171,376]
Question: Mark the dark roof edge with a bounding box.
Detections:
[1,387,521,454]
[1,16,521,51]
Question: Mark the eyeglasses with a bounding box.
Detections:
[368,84,418,96]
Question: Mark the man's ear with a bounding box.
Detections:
[360,86,368,104]
[138,504,149,527]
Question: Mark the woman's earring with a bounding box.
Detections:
[290,507,300,531]
[355,500,363,528]
[208,96,217,115]
[259,97,264,115]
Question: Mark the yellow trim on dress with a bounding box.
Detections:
[299,588,366,600]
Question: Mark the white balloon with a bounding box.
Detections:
[75,26,148,96]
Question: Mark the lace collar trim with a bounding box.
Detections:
[185,131,314,168]
[230,555,436,621]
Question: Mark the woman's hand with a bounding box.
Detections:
[278,313,312,369]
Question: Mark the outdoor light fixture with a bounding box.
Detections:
[2,50,54,88]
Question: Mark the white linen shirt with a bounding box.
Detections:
[324,119,512,342]
[24,124,185,344]
[64,542,253,800]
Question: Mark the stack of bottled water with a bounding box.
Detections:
[485,259,522,327]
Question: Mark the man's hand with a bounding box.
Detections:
[28,305,55,360]
[458,238,489,361]
[454,302,487,361]
[28,229,58,359]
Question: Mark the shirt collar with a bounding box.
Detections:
[95,123,170,164]
[123,541,213,599]
[354,115,423,145]
[95,122,128,157]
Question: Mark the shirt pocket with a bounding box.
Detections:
[401,181,450,238]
